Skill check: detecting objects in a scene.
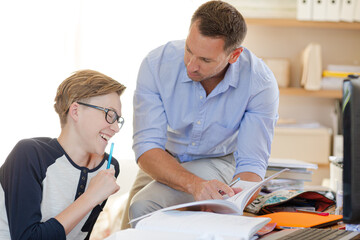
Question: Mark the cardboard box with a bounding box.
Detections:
[263,58,290,88]
[271,127,332,165]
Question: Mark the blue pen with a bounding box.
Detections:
[229,177,241,187]
[107,142,114,169]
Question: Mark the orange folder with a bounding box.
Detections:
[259,212,343,229]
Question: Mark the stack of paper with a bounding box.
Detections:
[321,64,360,90]
[300,43,322,91]
[263,158,318,192]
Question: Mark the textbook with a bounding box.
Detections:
[264,159,318,189]
[130,168,289,224]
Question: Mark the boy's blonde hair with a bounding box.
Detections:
[54,69,126,128]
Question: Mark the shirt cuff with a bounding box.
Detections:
[133,142,165,162]
[234,158,267,180]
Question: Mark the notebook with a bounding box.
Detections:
[259,212,343,229]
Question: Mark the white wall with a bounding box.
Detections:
[0,0,206,167]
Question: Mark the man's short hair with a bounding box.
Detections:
[54,69,126,128]
[191,0,247,53]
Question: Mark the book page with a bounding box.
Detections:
[136,210,271,240]
[227,168,289,210]
[130,199,241,224]
[232,179,258,190]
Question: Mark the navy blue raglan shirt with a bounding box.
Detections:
[0,138,119,240]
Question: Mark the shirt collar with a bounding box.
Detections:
[181,65,192,83]
[180,60,240,87]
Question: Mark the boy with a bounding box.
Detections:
[0,70,126,239]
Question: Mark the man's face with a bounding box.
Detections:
[184,21,232,82]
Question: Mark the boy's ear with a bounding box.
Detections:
[228,47,243,64]
[68,102,80,122]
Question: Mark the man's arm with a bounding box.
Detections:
[133,55,235,201]
[138,148,235,200]
[231,59,279,204]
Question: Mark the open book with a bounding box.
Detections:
[130,168,289,223]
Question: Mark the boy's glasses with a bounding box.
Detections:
[77,102,124,129]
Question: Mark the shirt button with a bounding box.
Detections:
[192,142,196,146]
[81,176,85,181]
[80,185,84,189]
[197,120,201,125]
[200,96,203,99]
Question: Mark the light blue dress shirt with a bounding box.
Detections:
[133,40,279,178]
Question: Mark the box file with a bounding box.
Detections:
[325,0,341,21]
[340,0,355,22]
[354,0,360,21]
[312,0,327,21]
[297,0,313,20]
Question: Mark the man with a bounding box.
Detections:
[0,70,126,239]
[126,0,279,227]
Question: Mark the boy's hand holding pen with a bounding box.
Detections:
[88,142,119,204]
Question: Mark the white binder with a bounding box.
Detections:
[340,0,355,22]
[326,0,341,21]
[312,0,327,21]
[354,0,360,22]
[297,0,313,20]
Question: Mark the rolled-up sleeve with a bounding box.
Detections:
[132,57,168,161]
[234,68,279,179]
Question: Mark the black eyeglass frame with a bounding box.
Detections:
[77,102,124,128]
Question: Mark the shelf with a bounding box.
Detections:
[279,88,342,99]
[246,18,360,30]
